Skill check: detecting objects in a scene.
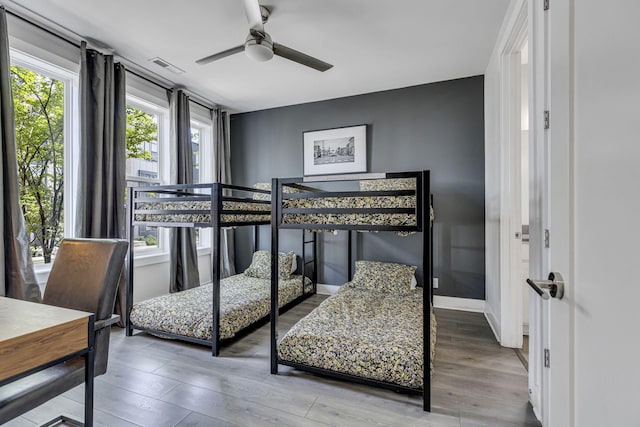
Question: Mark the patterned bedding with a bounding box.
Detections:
[282,196,417,227]
[130,273,312,341]
[281,177,424,229]
[134,200,270,224]
[278,282,436,389]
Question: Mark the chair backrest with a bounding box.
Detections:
[0,238,128,425]
[43,238,128,322]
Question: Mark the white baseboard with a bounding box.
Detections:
[433,296,485,313]
[319,287,487,316]
[484,306,501,343]
[317,284,340,295]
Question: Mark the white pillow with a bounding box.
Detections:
[410,275,418,290]
[290,254,297,274]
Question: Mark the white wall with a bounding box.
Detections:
[133,252,213,303]
[572,1,640,424]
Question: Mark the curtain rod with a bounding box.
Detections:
[125,68,215,112]
[3,6,216,112]
[4,6,81,49]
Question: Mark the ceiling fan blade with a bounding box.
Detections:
[195,45,245,65]
[242,0,264,32]
[273,43,333,72]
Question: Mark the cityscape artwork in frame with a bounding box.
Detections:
[303,124,367,176]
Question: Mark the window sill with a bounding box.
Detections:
[34,247,211,282]
[133,251,170,267]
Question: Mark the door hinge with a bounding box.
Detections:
[544,348,550,368]
[544,110,550,129]
[544,0,550,11]
[544,229,550,248]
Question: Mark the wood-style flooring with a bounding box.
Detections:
[5,296,540,426]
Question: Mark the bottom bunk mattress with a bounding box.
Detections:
[278,283,436,390]
[130,273,312,341]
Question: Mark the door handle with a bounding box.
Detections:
[526,272,564,300]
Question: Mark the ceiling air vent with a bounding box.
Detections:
[149,57,185,74]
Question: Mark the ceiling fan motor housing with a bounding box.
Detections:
[245,32,274,62]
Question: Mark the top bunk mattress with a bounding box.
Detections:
[278,282,436,389]
[130,273,312,341]
[134,200,270,224]
[279,177,433,231]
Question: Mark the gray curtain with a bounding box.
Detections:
[76,42,126,322]
[169,89,200,292]
[0,8,40,301]
[213,108,235,278]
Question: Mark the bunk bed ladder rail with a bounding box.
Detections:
[301,230,318,294]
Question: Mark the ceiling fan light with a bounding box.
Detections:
[245,38,274,62]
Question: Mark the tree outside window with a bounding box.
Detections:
[126,105,160,250]
[11,65,64,264]
[11,64,161,263]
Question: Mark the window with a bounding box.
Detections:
[189,120,213,249]
[10,54,76,266]
[191,126,201,184]
[126,101,164,252]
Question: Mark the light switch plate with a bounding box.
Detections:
[433,278,439,289]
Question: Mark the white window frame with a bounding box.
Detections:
[125,95,171,265]
[191,117,213,252]
[10,49,79,282]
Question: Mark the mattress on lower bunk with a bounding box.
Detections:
[277,282,436,389]
[130,273,312,341]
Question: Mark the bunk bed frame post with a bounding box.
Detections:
[254,225,259,253]
[422,170,432,412]
[301,231,306,294]
[347,230,353,281]
[313,232,318,292]
[211,183,222,356]
[270,178,280,374]
[125,186,135,336]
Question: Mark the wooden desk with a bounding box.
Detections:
[0,297,95,425]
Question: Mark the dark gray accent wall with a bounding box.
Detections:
[231,75,485,300]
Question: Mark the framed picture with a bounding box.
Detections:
[303,125,367,176]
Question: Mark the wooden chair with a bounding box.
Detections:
[0,238,128,426]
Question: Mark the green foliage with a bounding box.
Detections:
[11,68,158,264]
[11,65,64,264]
[126,106,157,160]
[144,235,157,246]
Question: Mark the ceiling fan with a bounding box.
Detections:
[195,0,333,72]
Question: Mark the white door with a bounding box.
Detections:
[554,1,639,425]
[528,0,572,425]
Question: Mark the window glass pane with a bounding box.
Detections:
[190,126,202,245]
[126,105,160,251]
[191,127,200,184]
[11,65,64,265]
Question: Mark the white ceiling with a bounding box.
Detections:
[5,0,510,113]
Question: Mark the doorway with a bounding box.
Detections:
[515,40,531,370]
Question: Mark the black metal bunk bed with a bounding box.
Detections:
[269,171,433,411]
[125,182,316,356]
